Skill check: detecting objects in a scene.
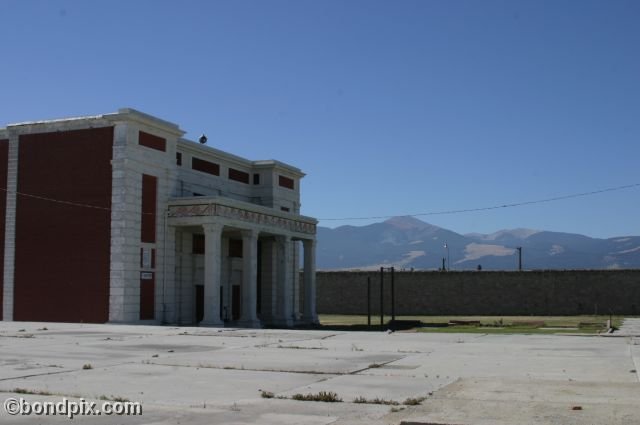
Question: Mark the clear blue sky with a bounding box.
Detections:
[1,0,638,238]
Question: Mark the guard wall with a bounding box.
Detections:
[316,270,640,316]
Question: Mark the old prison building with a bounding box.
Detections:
[0,109,318,327]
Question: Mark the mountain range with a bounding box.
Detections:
[316,216,640,270]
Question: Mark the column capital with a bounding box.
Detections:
[202,222,223,235]
[240,228,260,240]
[275,234,292,244]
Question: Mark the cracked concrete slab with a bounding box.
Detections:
[384,378,640,425]
[0,322,639,425]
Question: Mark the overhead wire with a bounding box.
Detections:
[318,182,640,221]
[0,182,638,222]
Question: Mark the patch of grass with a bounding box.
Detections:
[260,391,275,399]
[82,364,93,370]
[291,391,342,402]
[319,315,625,335]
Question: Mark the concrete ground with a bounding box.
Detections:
[0,321,638,425]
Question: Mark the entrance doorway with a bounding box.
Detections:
[232,285,241,320]
[195,285,204,323]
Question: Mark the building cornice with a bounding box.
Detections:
[177,139,305,177]
[168,195,317,236]
[105,108,185,137]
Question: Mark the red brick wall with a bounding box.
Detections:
[141,174,157,243]
[14,127,113,323]
[0,139,8,319]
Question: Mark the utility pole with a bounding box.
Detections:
[444,243,450,271]
[367,276,371,329]
[379,267,384,328]
[516,247,522,271]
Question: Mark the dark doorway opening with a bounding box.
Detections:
[232,285,241,320]
[195,284,204,323]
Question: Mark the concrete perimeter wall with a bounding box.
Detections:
[316,270,640,316]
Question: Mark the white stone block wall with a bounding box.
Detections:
[1,131,18,321]
[108,118,182,324]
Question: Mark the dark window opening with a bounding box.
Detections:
[192,157,220,176]
[139,131,166,152]
[228,168,250,184]
[193,192,204,197]
[192,234,205,254]
[279,175,294,190]
[141,174,157,243]
[176,152,182,166]
[253,173,260,185]
[229,239,243,258]
[280,206,290,212]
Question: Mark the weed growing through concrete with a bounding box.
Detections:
[403,396,427,405]
[82,364,93,370]
[14,388,53,396]
[352,396,398,405]
[260,391,275,398]
[99,395,130,402]
[291,391,342,402]
[10,388,82,398]
[276,345,327,350]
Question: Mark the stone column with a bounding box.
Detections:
[259,239,277,323]
[201,223,223,326]
[238,229,260,328]
[178,231,194,324]
[274,235,294,327]
[302,239,318,324]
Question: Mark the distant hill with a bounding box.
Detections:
[316,216,640,270]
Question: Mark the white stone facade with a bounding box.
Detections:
[0,108,318,327]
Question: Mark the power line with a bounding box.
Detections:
[0,187,155,215]
[318,182,640,221]
[1,182,638,222]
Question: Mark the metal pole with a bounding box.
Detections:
[517,247,522,271]
[391,267,395,323]
[380,267,384,328]
[367,276,371,328]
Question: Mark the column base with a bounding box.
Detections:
[302,315,319,325]
[272,318,295,328]
[199,319,224,327]
[235,319,262,329]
